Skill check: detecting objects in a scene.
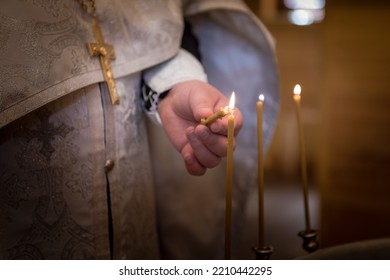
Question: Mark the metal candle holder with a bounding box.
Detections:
[298,229,319,253]
[252,246,274,260]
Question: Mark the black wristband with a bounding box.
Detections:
[141,82,169,113]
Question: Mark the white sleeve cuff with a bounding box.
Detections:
[143,48,208,94]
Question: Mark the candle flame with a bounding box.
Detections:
[294,84,301,95]
[259,94,265,102]
[228,92,236,110]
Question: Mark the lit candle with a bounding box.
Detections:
[225,92,235,260]
[253,94,273,259]
[257,94,265,248]
[293,84,311,232]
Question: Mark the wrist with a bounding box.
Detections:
[141,49,207,124]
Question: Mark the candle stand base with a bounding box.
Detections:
[252,246,274,260]
[298,229,319,253]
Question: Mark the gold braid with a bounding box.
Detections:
[77,0,97,18]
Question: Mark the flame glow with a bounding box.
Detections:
[294,84,301,95]
[259,94,265,102]
[228,92,236,109]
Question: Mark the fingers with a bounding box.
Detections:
[206,110,244,137]
[181,125,234,175]
[181,144,207,176]
[186,127,222,168]
[194,125,228,157]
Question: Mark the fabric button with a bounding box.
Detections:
[104,159,115,172]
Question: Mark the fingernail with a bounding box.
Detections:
[198,127,210,140]
[184,154,195,165]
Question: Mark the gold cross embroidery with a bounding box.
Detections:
[88,17,119,105]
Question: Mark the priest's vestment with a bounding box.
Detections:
[0,0,279,259]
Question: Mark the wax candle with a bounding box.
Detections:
[225,92,235,259]
[257,94,265,248]
[200,107,230,126]
[293,84,311,231]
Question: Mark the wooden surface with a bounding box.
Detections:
[318,1,390,248]
[245,0,390,254]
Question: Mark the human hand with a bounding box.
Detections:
[158,80,243,176]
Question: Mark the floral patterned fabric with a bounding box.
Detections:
[0,77,160,259]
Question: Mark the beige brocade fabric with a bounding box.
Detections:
[0,0,183,259]
[0,0,182,128]
[0,76,159,259]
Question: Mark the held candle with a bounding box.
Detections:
[225,92,235,260]
[293,84,311,232]
[200,107,230,126]
[257,94,265,248]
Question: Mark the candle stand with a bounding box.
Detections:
[298,229,319,253]
[252,246,274,260]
